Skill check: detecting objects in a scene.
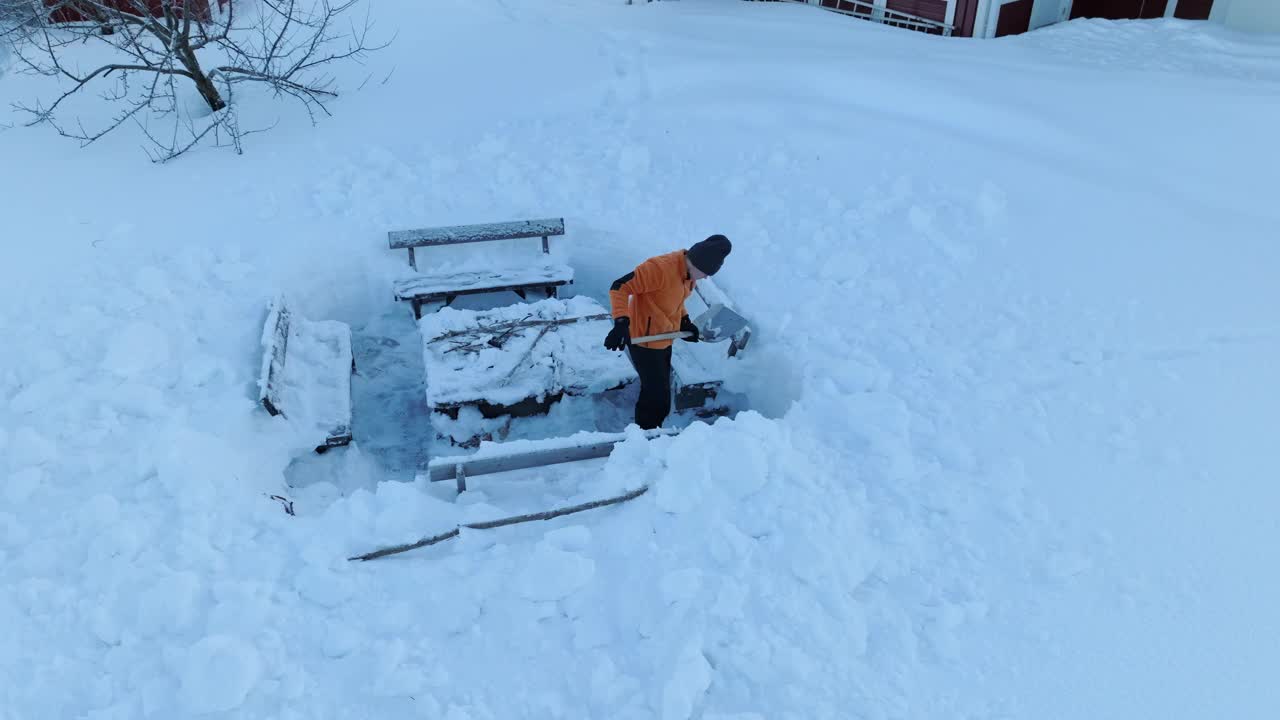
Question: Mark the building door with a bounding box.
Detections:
[1070,0,1171,19]
[1174,0,1214,19]
[954,0,982,36]
[995,0,1035,35]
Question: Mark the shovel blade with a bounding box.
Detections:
[693,303,748,343]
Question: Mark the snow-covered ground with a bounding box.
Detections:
[2,1,1279,718]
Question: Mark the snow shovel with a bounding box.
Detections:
[630,303,748,345]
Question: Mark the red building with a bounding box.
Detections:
[805,0,1221,37]
[47,0,227,24]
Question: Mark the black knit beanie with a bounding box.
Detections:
[687,234,732,276]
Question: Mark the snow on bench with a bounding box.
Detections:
[666,277,754,414]
[387,217,571,318]
[392,263,573,318]
[423,427,680,492]
[258,295,355,453]
[671,341,725,413]
[418,296,633,420]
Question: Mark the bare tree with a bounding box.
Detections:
[0,0,387,161]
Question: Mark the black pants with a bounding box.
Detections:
[628,344,672,430]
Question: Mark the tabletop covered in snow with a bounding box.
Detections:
[418,296,636,410]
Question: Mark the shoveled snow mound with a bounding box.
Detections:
[2,2,1279,719]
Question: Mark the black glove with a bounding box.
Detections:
[680,315,700,342]
[604,317,631,351]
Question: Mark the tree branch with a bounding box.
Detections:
[347,486,651,562]
[8,0,385,160]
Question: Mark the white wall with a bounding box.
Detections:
[1210,0,1280,33]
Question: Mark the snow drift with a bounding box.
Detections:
[2,1,1279,718]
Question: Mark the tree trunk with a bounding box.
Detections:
[176,45,225,112]
[191,69,226,112]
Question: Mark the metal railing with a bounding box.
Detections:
[787,0,955,37]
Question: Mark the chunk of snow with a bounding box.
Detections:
[4,467,43,503]
[660,568,703,606]
[295,566,357,608]
[516,543,595,602]
[137,571,203,635]
[544,525,592,552]
[103,321,170,378]
[7,427,57,469]
[180,635,262,714]
[662,640,712,720]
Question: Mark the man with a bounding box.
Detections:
[603,234,732,430]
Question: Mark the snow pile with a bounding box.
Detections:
[2,1,1279,719]
[1009,15,1280,82]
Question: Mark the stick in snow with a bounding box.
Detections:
[347,485,649,562]
[429,312,611,344]
[497,323,553,387]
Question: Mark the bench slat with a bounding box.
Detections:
[393,264,573,300]
[424,428,681,483]
[388,218,565,250]
[259,297,292,417]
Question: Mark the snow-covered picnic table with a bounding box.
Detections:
[418,296,637,416]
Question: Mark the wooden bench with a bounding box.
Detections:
[388,218,573,318]
[416,288,752,445]
[258,295,355,453]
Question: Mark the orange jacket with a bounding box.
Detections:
[609,250,695,350]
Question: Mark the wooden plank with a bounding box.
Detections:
[398,279,572,307]
[426,428,680,483]
[388,218,565,250]
[393,265,573,302]
[435,391,564,422]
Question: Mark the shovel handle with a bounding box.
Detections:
[630,331,692,344]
